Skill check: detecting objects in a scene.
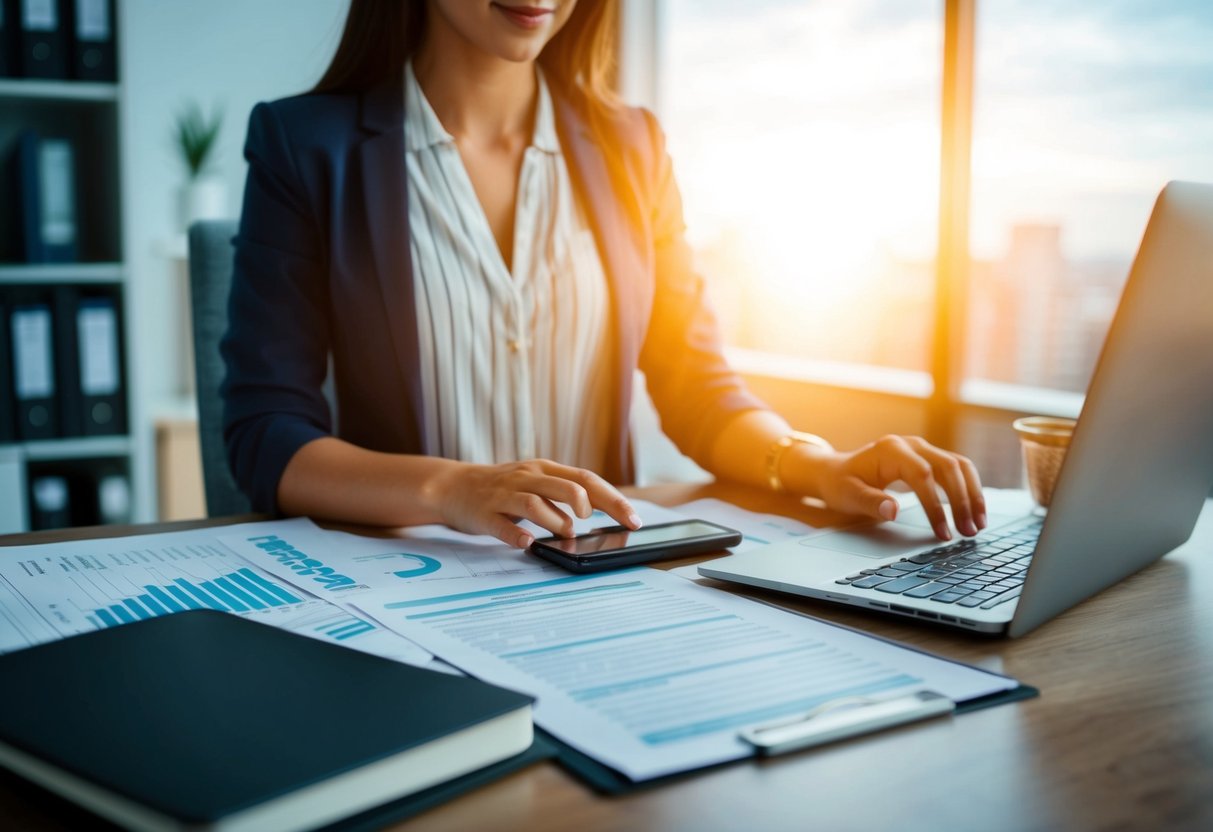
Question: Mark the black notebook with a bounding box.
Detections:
[0,610,537,832]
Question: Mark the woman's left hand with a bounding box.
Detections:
[805,435,986,541]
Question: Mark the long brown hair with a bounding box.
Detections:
[311,0,619,111]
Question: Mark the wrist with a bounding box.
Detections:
[417,457,468,519]
[765,431,834,496]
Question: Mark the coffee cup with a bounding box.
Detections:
[1012,416,1077,508]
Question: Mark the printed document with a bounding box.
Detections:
[220,500,688,603]
[353,568,1018,780]
[0,520,430,666]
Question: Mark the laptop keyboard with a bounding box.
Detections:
[834,518,1043,611]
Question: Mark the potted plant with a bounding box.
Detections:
[174,101,226,230]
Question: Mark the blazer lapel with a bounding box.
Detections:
[553,96,647,482]
[355,75,424,410]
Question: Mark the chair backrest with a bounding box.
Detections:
[187,220,251,517]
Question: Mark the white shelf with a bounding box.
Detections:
[150,395,198,423]
[0,263,124,284]
[0,79,119,102]
[153,234,189,261]
[19,436,133,461]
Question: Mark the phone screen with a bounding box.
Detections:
[540,521,728,558]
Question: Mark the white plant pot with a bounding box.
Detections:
[179,177,228,231]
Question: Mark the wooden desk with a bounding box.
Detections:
[2,483,1211,832]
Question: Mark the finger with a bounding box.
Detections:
[957,454,987,530]
[511,472,593,520]
[473,514,534,550]
[504,492,576,538]
[540,463,641,529]
[911,440,976,537]
[895,454,951,541]
[836,477,900,522]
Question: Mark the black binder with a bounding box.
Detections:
[14,0,68,79]
[28,472,71,529]
[24,456,129,527]
[0,0,20,77]
[50,285,81,437]
[92,467,131,524]
[7,291,58,440]
[67,0,113,81]
[69,457,130,525]
[69,288,126,435]
[15,130,78,263]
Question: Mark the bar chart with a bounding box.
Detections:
[0,525,431,666]
[237,599,422,662]
[88,567,303,629]
[315,613,375,641]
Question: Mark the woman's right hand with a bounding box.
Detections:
[424,459,642,548]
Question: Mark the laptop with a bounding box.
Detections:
[700,181,1213,637]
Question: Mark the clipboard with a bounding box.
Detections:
[535,602,1039,795]
[538,681,1036,795]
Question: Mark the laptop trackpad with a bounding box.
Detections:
[802,507,939,559]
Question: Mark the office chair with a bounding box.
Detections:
[187,220,251,517]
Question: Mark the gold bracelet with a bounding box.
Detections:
[765,431,833,493]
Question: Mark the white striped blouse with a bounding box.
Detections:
[403,61,614,470]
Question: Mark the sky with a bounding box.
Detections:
[660,0,1213,267]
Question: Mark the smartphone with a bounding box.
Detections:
[528,519,743,573]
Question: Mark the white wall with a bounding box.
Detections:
[118,0,348,519]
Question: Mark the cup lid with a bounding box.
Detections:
[1012,416,1076,447]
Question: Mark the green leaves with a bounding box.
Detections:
[174,101,224,180]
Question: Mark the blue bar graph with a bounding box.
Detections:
[238,568,301,605]
[173,579,226,611]
[92,567,302,630]
[228,571,279,606]
[334,624,374,640]
[145,585,185,613]
[122,598,153,620]
[139,594,169,616]
[315,617,375,641]
[213,576,265,610]
[200,580,249,612]
[331,622,373,639]
[167,585,203,610]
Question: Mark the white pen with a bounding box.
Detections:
[738,690,955,756]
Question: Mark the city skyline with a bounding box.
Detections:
[696,216,1125,394]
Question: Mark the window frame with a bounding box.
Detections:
[630,0,1085,457]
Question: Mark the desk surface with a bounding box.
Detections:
[2,483,1211,832]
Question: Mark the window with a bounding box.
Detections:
[646,0,1213,484]
[659,0,941,372]
[965,2,1213,396]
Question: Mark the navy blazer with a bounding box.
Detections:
[221,73,766,513]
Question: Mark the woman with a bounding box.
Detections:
[221,0,987,548]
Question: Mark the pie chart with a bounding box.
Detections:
[388,554,442,578]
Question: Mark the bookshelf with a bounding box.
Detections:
[1,2,133,533]
[0,263,122,283]
[0,79,118,102]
